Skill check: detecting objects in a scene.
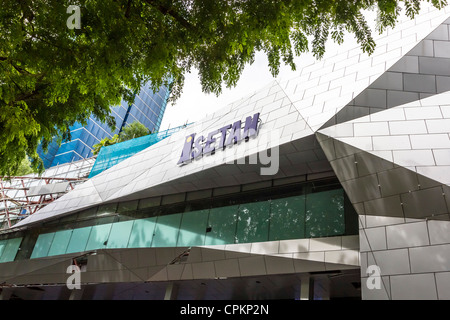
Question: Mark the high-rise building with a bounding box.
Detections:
[37,82,170,168]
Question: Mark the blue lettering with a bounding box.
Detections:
[204,130,218,154]
[217,124,231,150]
[191,135,205,159]
[243,113,260,141]
[177,115,260,166]
[177,134,195,165]
[225,120,241,146]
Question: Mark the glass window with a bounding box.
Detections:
[0,238,22,262]
[236,201,270,243]
[85,224,113,250]
[97,203,118,216]
[106,221,134,249]
[30,233,55,259]
[205,205,238,245]
[65,226,92,254]
[305,189,345,238]
[0,240,7,257]
[77,207,98,221]
[138,197,161,210]
[152,213,182,247]
[117,200,138,213]
[22,183,352,258]
[177,209,209,247]
[59,213,78,224]
[270,195,306,241]
[128,217,157,248]
[48,230,73,256]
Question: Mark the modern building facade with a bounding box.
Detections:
[1,6,450,300]
[37,82,170,168]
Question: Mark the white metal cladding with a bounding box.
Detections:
[314,8,450,298]
[316,91,450,300]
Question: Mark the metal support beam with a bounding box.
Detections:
[300,276,313,300]
[164,282,179,300]
[68,286,85,300]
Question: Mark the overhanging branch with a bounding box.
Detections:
[144,0,195,31]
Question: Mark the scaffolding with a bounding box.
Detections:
[0,123,191,230]
[0,157,95,229]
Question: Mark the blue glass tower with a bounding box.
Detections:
[37,82,170,168]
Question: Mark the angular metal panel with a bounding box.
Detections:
[400,186,449,219]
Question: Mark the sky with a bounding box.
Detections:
[158,7,402,132]
[158,51,316,131]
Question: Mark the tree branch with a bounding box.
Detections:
[10,62,33,75]
[144,0,195,31]
[15,89,41,103]
[0,56,39,76]
[125,0,132,18]
[13,81,49,104]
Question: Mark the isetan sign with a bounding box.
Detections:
[177,113,260,165]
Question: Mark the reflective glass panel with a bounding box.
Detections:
[106,220,134,248]
[177,209,209,247]
[236,201,270,243]
[48,230,73,256]
[127,217,157,248]
[152,213,182,247]
[85,224,113,250]
[65,226,92,254]
[0,238,22,262]
[77,207,98,220]
[0,240,6,258]
[270,195,306,241]
[97,203,118,216]
[30,233,55,259]
[205,205,238,245]
[305,189,345,238]
[117,200,138,213]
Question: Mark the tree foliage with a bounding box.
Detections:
[118,121,152,142]
[13,157,34,176]
[92,121,152,155]
[92,134,120,156]
[0,0,447,176]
